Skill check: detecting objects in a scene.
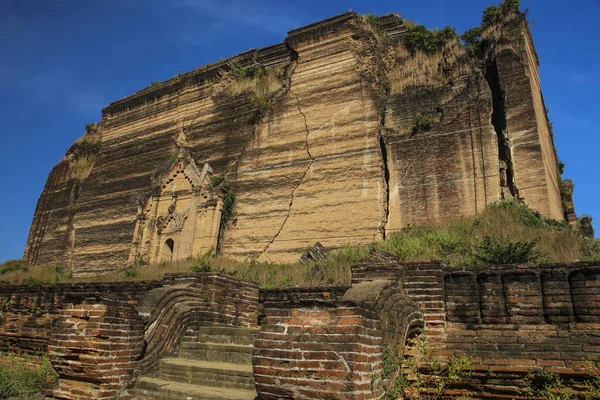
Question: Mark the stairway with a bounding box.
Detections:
[135,326,259,400]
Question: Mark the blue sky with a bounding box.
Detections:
[0,0,598,263]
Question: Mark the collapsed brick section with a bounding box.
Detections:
[254,281,424,399]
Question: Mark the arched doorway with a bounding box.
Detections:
[162,238,175,263]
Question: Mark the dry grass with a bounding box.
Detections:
[69,155,96,180]
[215,66,283,99]
[389,38,472,95]
[376,201,586,265]
[478,11,524,56]
[2,202,597,288]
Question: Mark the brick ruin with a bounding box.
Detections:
[10,7,596,400]
[1,255,599,399]
[24,10,571,275]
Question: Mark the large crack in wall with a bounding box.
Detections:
[258,62,315,258]
[485,60,519,200]
[379,130,391,240]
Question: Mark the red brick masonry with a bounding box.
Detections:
[0,273,259,399]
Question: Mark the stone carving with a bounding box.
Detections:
[128,155,223,265]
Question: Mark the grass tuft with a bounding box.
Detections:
[0,352,57,399]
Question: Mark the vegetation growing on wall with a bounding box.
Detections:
[361,13,384,37]
[460,0,523,59]
[411,113,436,135]
[404,25,458,55]
[215,61,286,115]
[384,337,474,400]
[524,366,600,400]
[389,34,471,95]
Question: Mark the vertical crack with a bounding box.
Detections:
[379,129,390,240]
[485,60,519,200]
[259,64,315,258]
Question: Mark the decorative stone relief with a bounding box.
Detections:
[128,155,223,265]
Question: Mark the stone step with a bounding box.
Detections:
[158,358,255,390]
[178,342,254,364]
[135,377,257,400]
[184,326,259,346]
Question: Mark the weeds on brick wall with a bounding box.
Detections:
[386,336,474,400]
[69,155,97,180]
[84,122,97,133]
[482,0,521,28]
[219,181,237,233]
[404,25,458,55]
[362,13,382,36]
[461,0,523,58]
[524,363,600,400]
[216,61,284,114]
[389,38,471,95]
[210,174,224,187]
[0,352,57,399]
[411,113,436,135]
[148,80,161,87]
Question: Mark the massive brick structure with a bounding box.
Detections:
[24,10,565,274]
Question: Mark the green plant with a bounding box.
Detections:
[149,80,161,87]
[220,183,237,231]
[460,26,483,57]
[249,94,272,114]
[0,352,58,398]
[190,261,212,273]
[84,123,97,133]
[1,297,8,311]
[404,25,458,54]
[382,346,399,380]
[122,266,139,278]
[210,175,224,187]
[472,235,545,265]
[363,13,382,34]
[482,0,521,28]
[0,260,28,275]
[234,64,267,80]
[411,114,436,134]
[388,336,474,399]
[582,237,600,261]
[524,362,600,399]
[190,248,216,273]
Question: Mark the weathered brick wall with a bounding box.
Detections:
[254,281,424,399]
[46,297,144,400]
[0,281,160,353]
[0,273,259,399]
[352,260,600,398]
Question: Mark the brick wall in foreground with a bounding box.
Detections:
[351,260,600,399]
[253,281,424,400]
[0,273,259,400]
